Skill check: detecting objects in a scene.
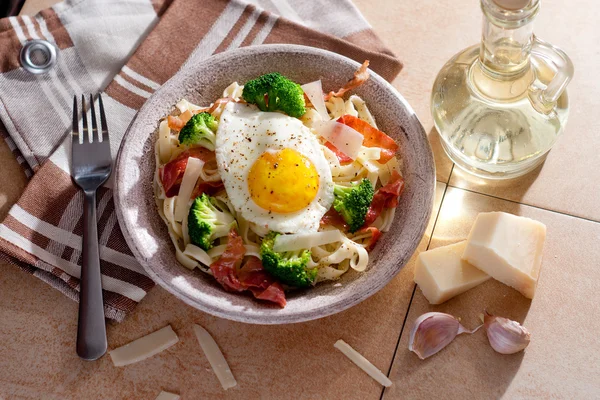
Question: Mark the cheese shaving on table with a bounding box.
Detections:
[109,325,179,367]
[193,324,237,390]
[155,391,180,400]
[334,339,393,387]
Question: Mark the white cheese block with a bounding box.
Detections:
[463,212,546,299]
[414,241,490,304]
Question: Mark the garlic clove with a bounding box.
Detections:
[484,312,531,354]
[409,312,480,360]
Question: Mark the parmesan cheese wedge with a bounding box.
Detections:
[193,324,237,390]
[414,241,490,304]
[463,212,546,299]
[109,325,179,367]
[334,340,392,387]
[155,391,180,400]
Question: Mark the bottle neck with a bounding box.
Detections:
[479,0,538,77]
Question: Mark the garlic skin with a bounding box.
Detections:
[409,312,480,360]
[484,312,531,354]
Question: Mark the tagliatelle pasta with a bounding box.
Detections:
[153,67,405,307]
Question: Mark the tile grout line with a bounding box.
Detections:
[379,164,455,400]
[447,184,600,225]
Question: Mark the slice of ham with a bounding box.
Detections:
[325,60,370,101]
[254,282,286,308]
[363,171,405,227]
[237,256,271,289]
[320,208,349,231]
[167,115,186,131]
[191,181,224,199]
[210,229,246,292]
[325,141,353,165]
[160,147,217,197]
[337,114,399,163]
[355,226,382,252]
[209,230,286,307]
[378,170,404,208]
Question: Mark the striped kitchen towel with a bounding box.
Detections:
[0,0,402,321]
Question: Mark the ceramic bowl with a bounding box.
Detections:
[114,44,435,324]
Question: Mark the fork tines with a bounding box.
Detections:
[72,94,109,144]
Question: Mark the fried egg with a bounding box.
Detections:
[215,103,334,233]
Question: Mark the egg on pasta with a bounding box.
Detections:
[215,103,334,233]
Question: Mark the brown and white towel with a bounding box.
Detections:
[0,0,402,321]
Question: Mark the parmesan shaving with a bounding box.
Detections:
[193,324,237,390]
[109,325,179,367]
[273,230,344,252]
[334,339,393,387]
[174,157,203,222]
[313,120,364,160]
[155,391,180,400]
[301,80,329,120]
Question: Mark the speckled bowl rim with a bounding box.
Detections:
[114,44,435,324]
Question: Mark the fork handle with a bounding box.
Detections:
[76,189,107,360]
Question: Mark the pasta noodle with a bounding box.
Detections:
[154,83,402,286]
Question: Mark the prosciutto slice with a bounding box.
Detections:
[363,171,405,227]
[210,230,286,307]
[355,227,382,252]
[325,60,370,101]
[336,114,399,163]
[160,147,217,197]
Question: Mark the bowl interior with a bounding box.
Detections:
[114,45,434,324]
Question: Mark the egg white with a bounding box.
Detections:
[215,103,334,233]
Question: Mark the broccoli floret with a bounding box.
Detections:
[178,112,218,148]
[187,194,235,251]
[260,232,317,288]
[242,72,306,118]
[333,179,375,233]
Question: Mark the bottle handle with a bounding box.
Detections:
[528,35,574,114]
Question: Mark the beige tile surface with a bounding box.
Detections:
[384,187,600,399]
[0,184,445,400]
[5,0,600,398]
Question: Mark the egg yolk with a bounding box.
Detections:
[248,148,320,213]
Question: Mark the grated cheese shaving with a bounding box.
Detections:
[334,339,393,387]
[174,157,203,222]
[193,324,237,390]
[109,325,179,367]
[273,230,344,252]
[155,391,180,400]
